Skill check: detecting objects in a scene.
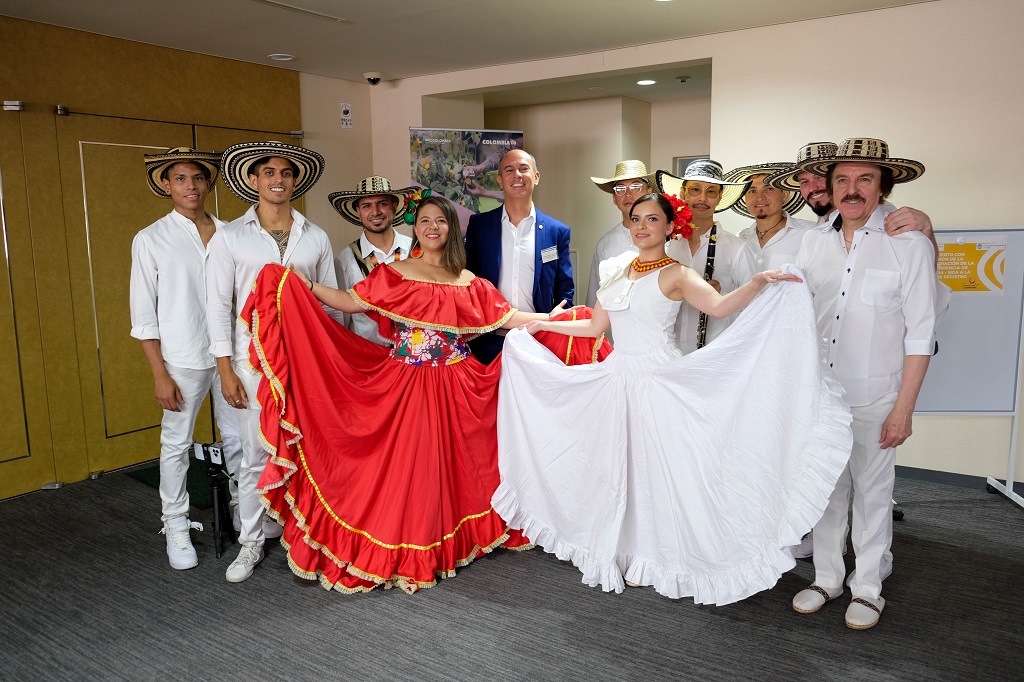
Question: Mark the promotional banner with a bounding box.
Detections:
[937,238,1006,294]
[410,128,524,216]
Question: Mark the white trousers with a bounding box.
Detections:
[812,391,898,600]
[233,362,267,546]
[158,364,242,521]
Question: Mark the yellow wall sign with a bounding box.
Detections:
[937,241,1005,293]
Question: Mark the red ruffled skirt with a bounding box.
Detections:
[245,264,608,593]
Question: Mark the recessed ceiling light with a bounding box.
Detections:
[636,79,656,86]
[588,86,604,91]
[269,54,294,61]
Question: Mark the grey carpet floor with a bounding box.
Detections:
[1,469,1022,681]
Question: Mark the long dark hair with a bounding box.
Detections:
[411,195,467,276]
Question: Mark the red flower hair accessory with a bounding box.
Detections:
[662,192,694,240]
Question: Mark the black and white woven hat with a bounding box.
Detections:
[723,162,807,219]
[327,176,417,227]
[654,159,748,213]
[220,141,325,203]
[797,138,925,183]
[763,142,838,192]
[143,147,220,198]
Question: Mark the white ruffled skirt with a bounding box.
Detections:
[493,278,852,605]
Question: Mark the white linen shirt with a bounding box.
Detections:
[587,223,636,307]
[335,231,413,345]
[498,205,536,312]
[796,206,937,407]
[207,205,340,364]
[666,224,758,355]
[130,210,224,370]
[738,212,815,270]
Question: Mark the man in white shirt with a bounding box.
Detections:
[131,147,242,570]
[330,176,415,344]
[586,160,653,308]
[728,162,815,270]
[207,141,338,583]
[791,138,937,630]
[656,159,757,354]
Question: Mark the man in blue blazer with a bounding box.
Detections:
[465,149,574,364]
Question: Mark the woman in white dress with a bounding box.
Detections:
[493,193,852,605]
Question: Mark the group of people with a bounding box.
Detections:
[130,136,946,631]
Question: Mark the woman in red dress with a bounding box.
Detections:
[245,196,606,593]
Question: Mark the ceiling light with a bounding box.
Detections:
[636,79,656,86]
[588,86,604,91]
[269,54,294,61]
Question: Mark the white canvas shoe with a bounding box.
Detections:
[161,517,202,570]
[792,584,843,614]
[845,595,885,630]
[225,542,264,583]
[792,532,814,559]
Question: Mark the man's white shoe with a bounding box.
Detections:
[161,517,202,570]
[845,595,885,630]
[792,584,843,614]
[792,532,814,559]
[226,541,264,583]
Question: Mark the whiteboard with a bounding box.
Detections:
[917,227,1024,413]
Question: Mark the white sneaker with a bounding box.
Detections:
[226,541,264,583]
[160,517,203,570]
[792,532,814,559]
[263,515,283,540]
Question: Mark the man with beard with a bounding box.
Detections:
[766,142,935,237]
[586,160,653,308]
[727,162,814,270]
[330,176,416,344]
[465,148,573,364]
[207,141,337,583]
[656,159,757,354]
[791,138,937,630]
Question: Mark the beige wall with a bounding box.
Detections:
[299,72,375,249]
[650,97,712,181]
[297,0,1024,480]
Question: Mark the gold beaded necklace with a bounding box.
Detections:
[631,256,677,273]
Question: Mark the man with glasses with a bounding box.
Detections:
[586,161,653,308]
[656,159,757,354]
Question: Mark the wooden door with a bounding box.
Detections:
[0,112,59,498]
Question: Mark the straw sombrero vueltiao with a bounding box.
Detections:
[220,141,325,203]
[591,160,655,193]
[328,176,418,228]
[763,142,838,192]
[144,147,220,198]
[796,138,925,183]
[723,162,807,219]
[654,159,748,213]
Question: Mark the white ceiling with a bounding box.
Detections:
[2,0,930,86]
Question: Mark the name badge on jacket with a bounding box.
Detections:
[541,246,558,263]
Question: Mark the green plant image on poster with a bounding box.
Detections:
[410,128,524,215]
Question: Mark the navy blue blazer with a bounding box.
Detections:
[464,205,574,312]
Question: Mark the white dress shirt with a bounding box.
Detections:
[587,223,636,308]
[498,205,537,312]
[207,205,340,364]
[130,209,224,370]
[666,224,758,354]
[738,212,815,270]
[796,206,937,407]
[335,231,413,345]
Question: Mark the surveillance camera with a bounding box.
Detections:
[364,71,383,86]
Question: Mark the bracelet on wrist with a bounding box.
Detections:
[308,279,314,291]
